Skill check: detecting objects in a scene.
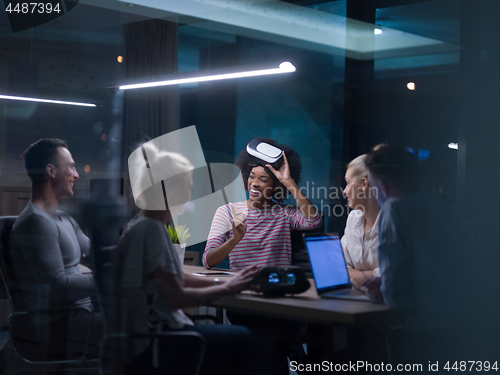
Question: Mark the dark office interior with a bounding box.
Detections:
[0,0,499,373]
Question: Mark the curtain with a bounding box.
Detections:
[122,18,179,163]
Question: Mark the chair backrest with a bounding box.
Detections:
[0,216,100,366]
[0,215,64,362]
[92,245,119,334]
[0,216,18,301]
[0,216,18,255]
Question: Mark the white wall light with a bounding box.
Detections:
[0,94,96,107]
[448,143,458,149]
[118,62,296,91]
[374,28,383,35]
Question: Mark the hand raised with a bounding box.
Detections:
[232,219,247,243]
[229,203,247,243]
[266,152,292,184]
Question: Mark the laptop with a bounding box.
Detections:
[303,233,377,302]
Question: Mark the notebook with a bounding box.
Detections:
[303,233,376,302]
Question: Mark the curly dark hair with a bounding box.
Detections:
[235,137,302,203]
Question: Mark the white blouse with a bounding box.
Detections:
[340,210,380,277]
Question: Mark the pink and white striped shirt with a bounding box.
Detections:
[203,202,322,270]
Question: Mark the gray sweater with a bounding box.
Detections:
[9,203,93,316]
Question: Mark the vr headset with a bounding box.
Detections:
[251,266,310,296]
[246,139,283,164]
[246,139,284,181]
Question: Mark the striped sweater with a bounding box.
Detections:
[203,202,322,270]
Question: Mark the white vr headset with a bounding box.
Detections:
[246,139,283,164]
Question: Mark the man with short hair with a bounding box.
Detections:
[364,144,471,325]
[9,138,101,359]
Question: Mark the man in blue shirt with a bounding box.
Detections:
[361,144,478,362]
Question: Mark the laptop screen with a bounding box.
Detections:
[304,234,350,291]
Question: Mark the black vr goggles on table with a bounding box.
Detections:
[250,266,310,296]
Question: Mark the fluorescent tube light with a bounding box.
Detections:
[119,61,296,90]
[0,94,96,107]
[448,143,458,149]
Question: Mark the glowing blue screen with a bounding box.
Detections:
[306,236,349,290]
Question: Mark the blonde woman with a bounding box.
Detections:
[341,154,381,285]
[118,143,259,375]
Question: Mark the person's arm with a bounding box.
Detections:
[203,206,246,269]
[182,271,230,287]
[342,212,379,285]
[360,277,383,301]
[341,231,355,269]
[266,152,318,219]
[69,214,92,268]
[205,221,246,268]
[153,265,259,309]
[376,201,415,308]
[348,268,374,285]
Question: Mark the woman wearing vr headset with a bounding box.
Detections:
[341,153,381,285]
[203,138,321,374]
[203,138,322,270]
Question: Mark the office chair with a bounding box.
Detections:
[290,211,324,278]
[92,245,206,375]
[0,215,98,373]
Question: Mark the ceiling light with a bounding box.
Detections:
[0,94,96,107]
[407,82,415,90]
[374,28,382,35]
[118,61,296,90]
[448,143,458,149]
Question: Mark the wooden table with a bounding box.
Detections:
[184,265,407,356]
[184,265,404,325]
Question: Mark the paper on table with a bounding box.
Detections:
[229,202,247,227]
[78,263,92,274]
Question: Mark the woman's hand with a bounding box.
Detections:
[230,203,247,244]
[266,152,293,186]
[232,219,247,243]
[266,152,319,219]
